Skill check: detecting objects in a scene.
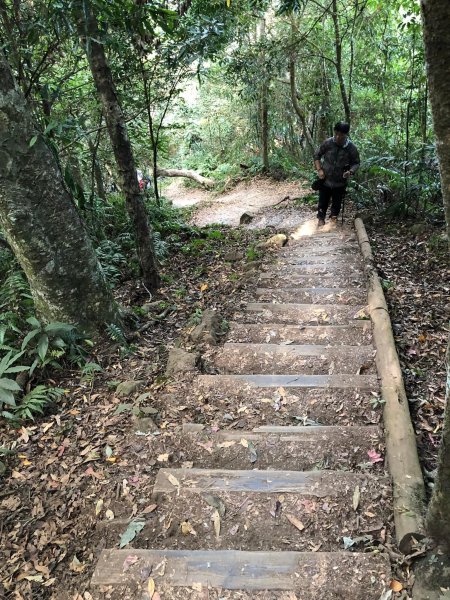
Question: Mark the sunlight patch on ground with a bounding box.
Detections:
[291,218,338,240]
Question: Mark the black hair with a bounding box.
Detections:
[334,122,350,134]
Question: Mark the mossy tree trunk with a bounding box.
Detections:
[80,7,160,292]
[0,52,119,331]
[420,0,450,551]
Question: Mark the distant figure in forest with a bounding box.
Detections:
[313,122,360,226]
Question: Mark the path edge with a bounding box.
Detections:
[354,217,426,554]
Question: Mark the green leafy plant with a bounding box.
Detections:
[11,386,64,421]
[21,317,88,373]
[0,350,29,409]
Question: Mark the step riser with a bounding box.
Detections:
[228,323,372,345]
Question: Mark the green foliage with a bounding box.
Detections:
[0,318,90,423]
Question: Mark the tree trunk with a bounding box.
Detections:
[80,7,160,291]
[0,52,119,331]
[156,168,214,188]
[331,0,351,124]
[289,56,315,154]
[420,0,450,551]
[257,18,269,172]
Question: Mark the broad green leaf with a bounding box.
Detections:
[21,328,41,350]
[0,388,16,406]
[0,378,22,391]
[29,135,38,148]
[119,519,146,548]
[26,317,41,329]
[4,366,30,374]
[37,335,49,362]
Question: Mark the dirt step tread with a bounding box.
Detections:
[228,322,372,345]
[175,424,382,470]
[240,303,368,326]
[92,549,390,598]
[214,343,375,375]
[258,274,365,289]
[154,467,382,494]
[255,288,366,304]
[193,377,381,426]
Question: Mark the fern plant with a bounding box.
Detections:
[0,350,29,409]
[10,386,64,421]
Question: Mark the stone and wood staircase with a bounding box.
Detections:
[91,226,393,599]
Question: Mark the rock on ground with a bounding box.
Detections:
[166,348,199,376]
[189,309,223,346]
[116,380,145,397]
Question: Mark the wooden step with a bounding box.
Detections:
[265,264,363,278]
[195,375,381,426]
[176,424,382,470]
[281,256,362,266]
[155,467,381,494]
[117,469,391,552]
[214,343,375,375]
[255,287,367,304]
[91,549,390,599]
[238,303,368,326]
[228,322,372,345]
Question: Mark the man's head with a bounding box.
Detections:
[334,122,350,145]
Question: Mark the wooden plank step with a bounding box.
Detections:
[266,263,363,276]
[214,343,375,375]
[154,467,379,494]
[228,322,372,345]
[195,375,381,426]
[176,424,382,470]
[255,287,367,304]
[91,549,390,598]
[239,303,368,326]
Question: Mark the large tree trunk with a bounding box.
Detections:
[80,7,160,291]
[0,52,118,331]
[420,0,450,551]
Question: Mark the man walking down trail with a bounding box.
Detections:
[314,122,360,226]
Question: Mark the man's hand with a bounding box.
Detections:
[318,168,325,179]
[343,170,352,179]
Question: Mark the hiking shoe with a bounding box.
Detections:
[330,216,338,222]
[318,218,325,227]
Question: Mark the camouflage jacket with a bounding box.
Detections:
[314,137,360,189]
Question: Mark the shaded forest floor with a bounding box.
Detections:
[0,178,448,600]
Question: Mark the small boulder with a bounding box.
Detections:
[190,309,222,346]
[224,250,244,262]
[165,348,199,376]
[132,416,158,434]
[263,233,288,248]
[141,301,162,314]
[116,380,145,397]
[240,212,255,225]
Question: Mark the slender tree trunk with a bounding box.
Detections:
[257,18,269,172]
[331,0,351,124]
[289,56,314,154]
[80,7,160,291]
[420,0,450,551]
[0,52,118,331]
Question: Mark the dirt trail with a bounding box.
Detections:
[164,176,310,228]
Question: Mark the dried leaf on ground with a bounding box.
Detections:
[212,509,221,539]
[285,513,305,531]
[353,485,360,511]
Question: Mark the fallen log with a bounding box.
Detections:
[355,217,426,554]
[156,167,214,188]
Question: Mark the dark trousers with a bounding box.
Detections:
[317,185,346,220]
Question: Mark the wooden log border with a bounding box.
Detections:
[355,217,426,553]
